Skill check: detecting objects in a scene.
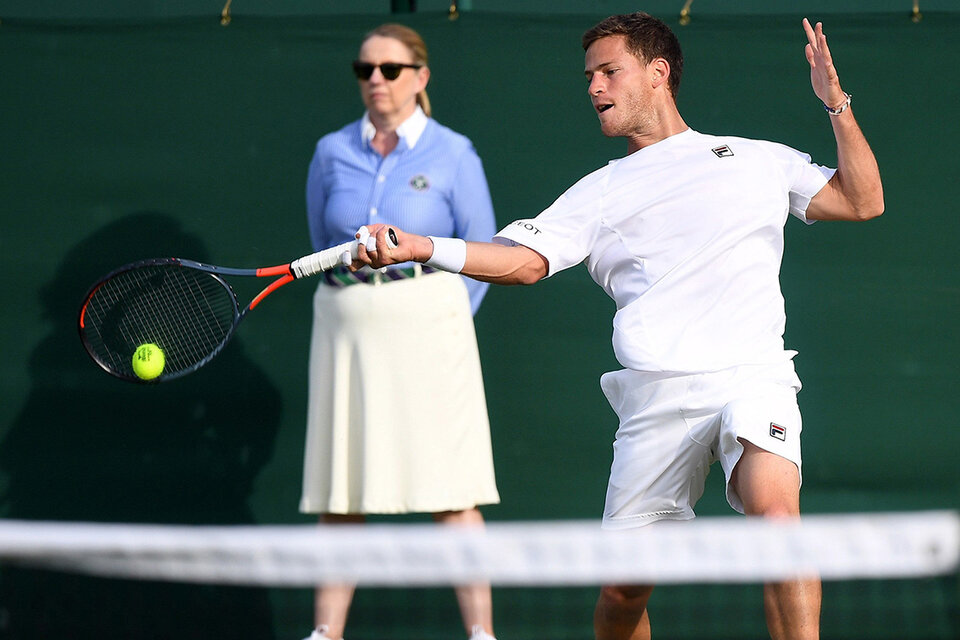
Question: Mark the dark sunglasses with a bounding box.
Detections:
[352,60,422,81]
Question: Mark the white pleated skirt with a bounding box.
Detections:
[300,270,500,514]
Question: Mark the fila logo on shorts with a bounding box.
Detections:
[712,145,734,158]
[769,422,787,441]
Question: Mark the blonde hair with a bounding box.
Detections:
[363,23,432,117]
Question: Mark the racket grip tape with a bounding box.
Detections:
[290,227,399,279]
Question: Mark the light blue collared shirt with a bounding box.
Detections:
[306,107,496,314]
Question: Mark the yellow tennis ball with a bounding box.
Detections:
[132,343,165,380]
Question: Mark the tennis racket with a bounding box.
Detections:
[78,227,397,383]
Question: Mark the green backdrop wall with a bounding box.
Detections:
[0,6,957,640]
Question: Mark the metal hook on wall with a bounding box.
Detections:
[679,0,694,26]
[221,0,232,26]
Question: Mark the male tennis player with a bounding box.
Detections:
[358,13,882,640]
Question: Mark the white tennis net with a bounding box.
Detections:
[0,510,956,587]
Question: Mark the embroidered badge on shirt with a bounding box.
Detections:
[712,145,734,158]
[409,175,430,192]
[769,422,786,441]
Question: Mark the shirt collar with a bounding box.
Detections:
[361,106,429,150]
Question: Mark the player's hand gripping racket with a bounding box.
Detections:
[78,227,397,383]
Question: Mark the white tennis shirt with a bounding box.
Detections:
[494,129,835,373]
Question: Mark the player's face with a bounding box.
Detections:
[584,35,658,140]
[356,35,428,121]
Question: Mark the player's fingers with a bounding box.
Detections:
[816,25,834,64]
[355,225,370,247]
[372,227,398,265]
[802,17,817,48]
[374,229,387,258]
[349,242,367,271]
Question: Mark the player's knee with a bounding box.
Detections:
[739,490,801,518]
[599,584,653,610]
[750,501,800,519]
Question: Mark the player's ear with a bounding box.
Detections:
[650,58,670,90]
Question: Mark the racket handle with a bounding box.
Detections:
[290,228,398,279]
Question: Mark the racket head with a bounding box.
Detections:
[78,258,241,383]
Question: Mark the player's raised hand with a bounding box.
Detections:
[803,18,846,111]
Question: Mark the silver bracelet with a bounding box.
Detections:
[823,92,852,116]
[425,236,467,273]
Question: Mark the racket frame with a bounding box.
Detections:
[78,257,252,383]
[78,229,396,383]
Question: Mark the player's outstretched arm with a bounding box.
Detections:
[357,224,548,286]
[803,18,884,222]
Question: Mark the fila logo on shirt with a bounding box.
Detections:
[409,175,430,192]
[712,145,735,158]
[769,422,787,441]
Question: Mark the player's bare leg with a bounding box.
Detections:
[313,513,365,640]
[433,508,495,638]
[731,439,821,640]
[594,583,653,640]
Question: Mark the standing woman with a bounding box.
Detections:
[300,24,500,640]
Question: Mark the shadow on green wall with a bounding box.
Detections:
[0,212,280,639]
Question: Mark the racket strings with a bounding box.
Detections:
[81,263,238,379]
[169,269,231,364]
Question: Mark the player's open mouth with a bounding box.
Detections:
[596,104,613,114]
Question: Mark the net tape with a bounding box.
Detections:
[0,511,956,587]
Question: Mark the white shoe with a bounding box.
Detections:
[303,625,338,640]
[469,625,497,640]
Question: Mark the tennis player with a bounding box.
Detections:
[357,12,883,640]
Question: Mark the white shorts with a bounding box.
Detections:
[599,362,802,530]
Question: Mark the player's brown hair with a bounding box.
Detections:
[582,12,684,99]
[363,23,432,118]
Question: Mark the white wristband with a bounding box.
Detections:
[425,236,467,273]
